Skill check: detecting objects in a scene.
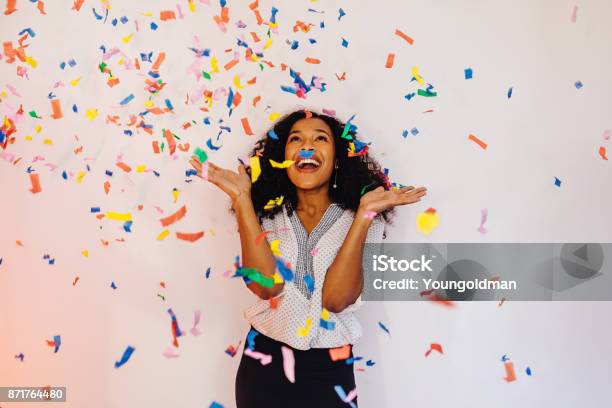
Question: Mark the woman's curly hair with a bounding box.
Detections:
[235,108,397,225]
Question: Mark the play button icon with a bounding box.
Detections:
[560,243,604,279]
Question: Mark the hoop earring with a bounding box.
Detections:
[332,162,338,189]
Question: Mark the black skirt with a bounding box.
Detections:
[235,327,358,408]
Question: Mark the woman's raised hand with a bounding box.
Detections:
[359,185,427,214]
[189,155,251,203]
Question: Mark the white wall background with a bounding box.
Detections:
[1,1,611,407]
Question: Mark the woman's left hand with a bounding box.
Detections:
[359,185,427,214]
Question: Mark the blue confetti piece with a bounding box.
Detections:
[123,130,133,137]
[90,207,101,213]
[320,318,336,330]
[402,129,409,138]
[164,99,174,111]
[280,85,297,94]
[111,281,117,289]
[61,170,68,179]
[304,275,315,292]
[275,257,294,282]
[334,385,356,408]
[554,177,562,187]
[247,328,259,350]
[270,7,279,24]
[153,170,160,177]
[119,94,135,105]
[123,221,132,233]
[206,267,211,279]
[112,18,118,26]
[209,402,224,408]
[290,40,299,50]
[341,37,349,48]
[411,128,419,136]
[526,367,532,376]
[150,22,158,30]
[53,335,61,353]
[114,345,135,368]
[68,59,76,67]
[120,16,128,24]
[338,8,346,21]
[574,80,583,89]
[226,87,234,109]
[299,148,315,158]
[72,104,78,113]
[501,354,510,362]
[267,129,279,140]
[60,61,66,70]
[207,138,222,151]
[378,321,390,335]
[220,0,226,7]
[366,360,376,366]
[404,93,416,101]
[464,68,473,79]
[308,38,317,44]
[168,308,184,338]
[186,169,198,177]
[507,87,513,99]
[18,27,36,37]
[92,8,104,20]
[203,117,211,125]
[105,170,113,177]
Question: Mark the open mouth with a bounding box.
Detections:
[295,158,321,172]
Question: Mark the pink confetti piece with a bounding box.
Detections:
[603,129,611,140]
[190,309,202,336]
[244,348,272,365]
[571,5,577,23]
[310,247,319,257]
[322,108,336,116]
[362,210,376,220]
[344,388,358,403]
[281,346,295,383]
[163,347,180,358]
[477,208,488,234]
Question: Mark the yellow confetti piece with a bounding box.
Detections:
[142,11,153,17]
[211,57,219,73]
[135,164,147,173]
[172,188,179,203]
[273,272,284,284]
[417,208,439,235]
[122,33,134,43]
[70,77,82,86]
[269,159,294,169]
[157,229,170,240]
[321,308,330,321]
[105,212,132,222]
[250,156,261,183]
[43,138,53,145]
[26,56,37,68]
[81,250,89,257]
[270,240,282,256]
[188,0,195,12]
[118,58,124,65]
[264,196,284,210]
[76,171,86,184]
[263,38,273,50]
[233,75,244,89]
[412,66,424,85]
[268,112,281,122]
[296,317,313,337]
[144,100,155,108]
[85,109,98,121]
[35,125,42,133]
[25,135,33,141]
[0,90,7,98]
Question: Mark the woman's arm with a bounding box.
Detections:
[321,208,373,313]
[232,194,284,299]
[322,185,428,313]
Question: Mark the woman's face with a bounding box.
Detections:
[284,118,336,191]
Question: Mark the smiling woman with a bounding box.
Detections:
[188,108,427,407]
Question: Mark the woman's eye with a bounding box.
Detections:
[316,135,328,141]
[289,136,300,142]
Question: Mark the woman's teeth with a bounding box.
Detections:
[297,158,321,169]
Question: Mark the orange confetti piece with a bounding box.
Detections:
[160,281,166,288]
[16,240,24,246]
[385,53,395,68]
[163,129,176,155]
[103,181,110,194]
[424,343,444,357]
[37,0,46,15]
[151,52,166,71]
[269,296,281,309]
[304,110,312,119]
[160,10,176,21]
[503,361,516,382]
[224,59,239,71]
[50,99,63,119]
[220,6,229,23]
[329,344,351,361]
[72,0,85,12]
[252,95,261,107]
[241,117,254,135]
[305,57,320,64]
[250,32,261,42]
[152,140,160,154]
[176,231,204,242]
[159,205,187,227]
[468,134,488,150]
[116,162,132,173]
[72,276,80,286]
[4,0,17,14]
[255,230,271,246]
[599,146,608,160]
[395,29,414,45]
[29,173,41,194]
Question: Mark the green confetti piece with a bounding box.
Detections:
[417,89,437,97]
[340,122,353,140]
[236,267,274,288]
[28,111,42,119]
[360,182,375,196]
[99,62,107,73]
[160,142,165,152]
[202,71,211,80]
[194,147,208,163]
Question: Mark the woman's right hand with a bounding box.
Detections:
[189,156,251,204]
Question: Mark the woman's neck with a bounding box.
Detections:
[295,186,331,217]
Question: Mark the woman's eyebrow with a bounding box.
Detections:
[288,129,330,136]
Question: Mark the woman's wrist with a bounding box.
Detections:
[231,192,253,213]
